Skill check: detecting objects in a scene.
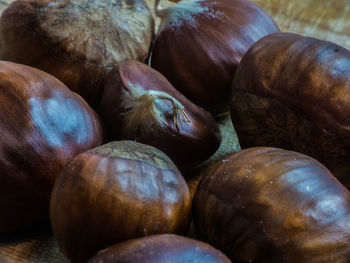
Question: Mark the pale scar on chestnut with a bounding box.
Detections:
[124,85,191,134]
[88,141,178,170]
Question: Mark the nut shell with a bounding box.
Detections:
[50,141,192,263]
[100,61,221,171]
[88,234,231,263]
[0,0,154,106]
[0,61,103,232]
[194,147,350,262]
[231,32,350,187]
[151,0,279,114]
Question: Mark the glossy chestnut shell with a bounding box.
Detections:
[151,0,280,114]
[88,234,232,263]
[100,60,221,171]
[50,141,192,263]
[231,32,350,187]
[0,0,154,106]
[194,147,350,262]
[0,61,103,232]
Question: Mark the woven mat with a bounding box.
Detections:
[0,0,349,262]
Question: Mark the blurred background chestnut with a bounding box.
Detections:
[231,32,350,187]
[151,0,280,114]
[100,60,221,172]
[194,147,350,262]
[50,141,192,263]
[0,61,103,232]
[0,0,154,107]
[88,234,232,263]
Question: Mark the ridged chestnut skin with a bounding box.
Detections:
[88,234,232,263]
[0,0,154,107]
[231,32,350,187]
[151,0,280,114]
[194,147,350,263]
[50,141,192,263]
[100,61,221,171]
[0,61,103,232]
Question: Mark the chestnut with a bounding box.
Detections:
[50,141,192,263]
[150,0,280,114]
[100,60,221,171]
[0,0,154,107]
[0,61,103,232]
[194,147,350,262]
[88,234,232,263]
[231,32,350,187]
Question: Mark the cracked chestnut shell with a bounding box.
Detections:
[0,61,103,232]
[0,0,154,107]
[50,141,192,263]
[194,147,350,263]
[150,0,279,114]
[231,32,350,187]
[100,61,221,171]
[88,234,232,263]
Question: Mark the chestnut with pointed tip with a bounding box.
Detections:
[151,0,280,114]
[50,141,192,263]
[100,61,221,171]
[0,0,154,106]
[194,147,350,262]
[0,61,103,232]
[88,234,232,263]
[231,32,350,187]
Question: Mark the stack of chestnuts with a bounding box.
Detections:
[0,0,350,262]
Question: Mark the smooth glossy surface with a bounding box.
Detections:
[151,0,279,114]
[50,141,192,263]
[100,61,221,171]
[0,61,103,232]
[194,147,350,262]
[231,32,350,187]
[88,234,232,263]
[0,0,154,106]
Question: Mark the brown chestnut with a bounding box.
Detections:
[88,234,232,263]
[150,0,280,114]
[100,60,221,171]
[231,32,350,187]
[50,141,192,263]
[194,147,350,262]
[0,61,103,232]
[0,0,154,107]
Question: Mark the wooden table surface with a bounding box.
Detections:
[0,0,349,262]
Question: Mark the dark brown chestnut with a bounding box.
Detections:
[50,141,192,263]
[231,32,350,187]
[88,234,232,263]
[194,147,350,262]
[100,60,221,171]
[0,0,154,107]
[150,0,280,114]
[0,61,103,232]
